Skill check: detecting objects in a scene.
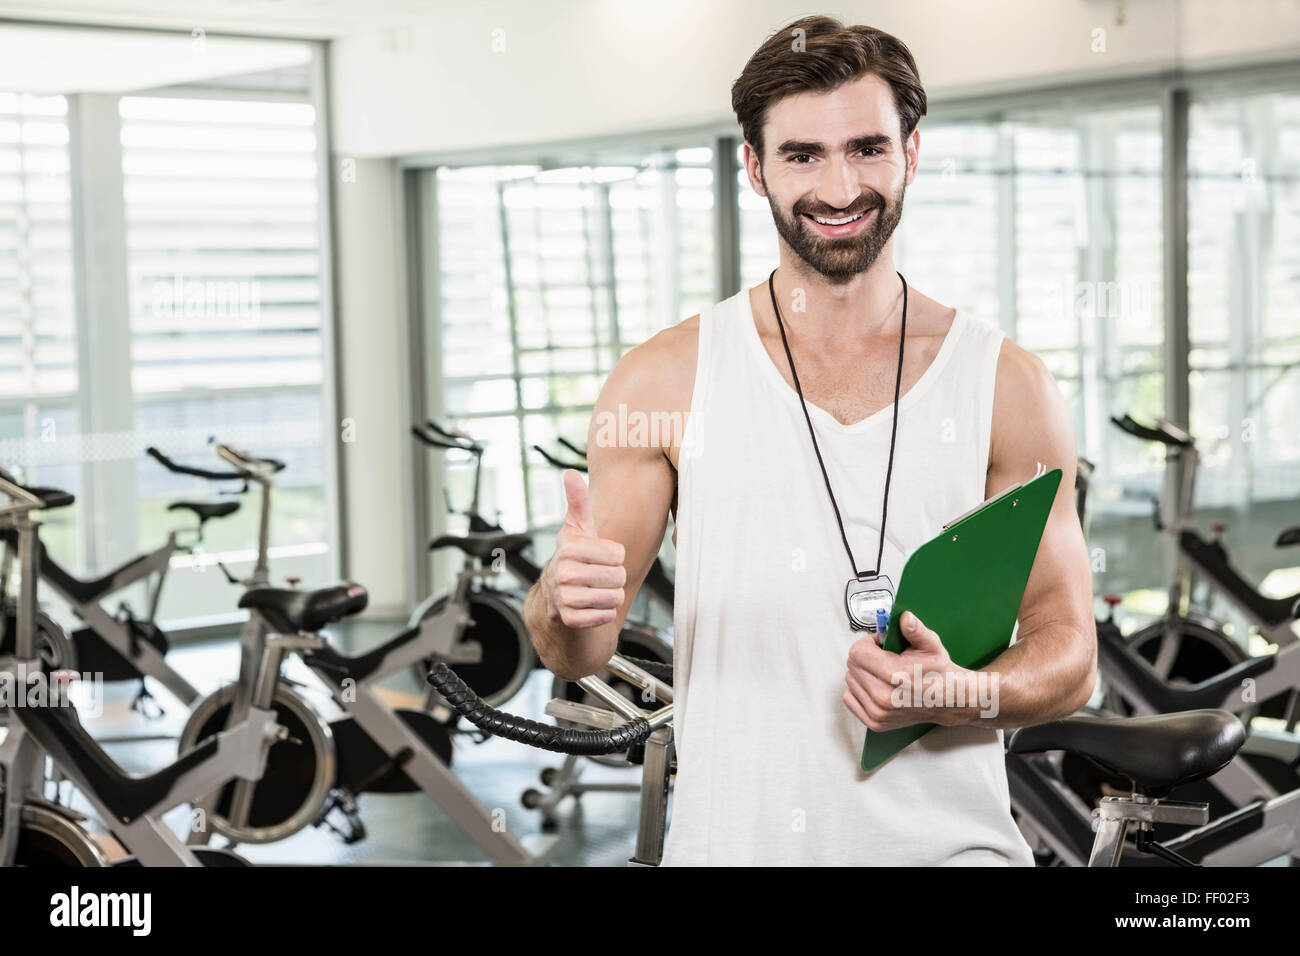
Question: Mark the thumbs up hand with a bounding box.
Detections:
[543,470,627,630]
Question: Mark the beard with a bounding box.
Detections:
[763,177,905,284]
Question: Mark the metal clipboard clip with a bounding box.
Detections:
[942,461,1048,531]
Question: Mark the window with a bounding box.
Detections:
[1188,89,1300,512]
[119,90,331,620]
[432,147,715,539]
[0,92,78,559]
[0,24,333,629]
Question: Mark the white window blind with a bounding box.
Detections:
[1189,89,1300,507]
[118,94,331,620]
[0,92,75,398]
[119,95,322,394]
[435,150,715,532]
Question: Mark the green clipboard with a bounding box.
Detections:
[860,465,1063,771]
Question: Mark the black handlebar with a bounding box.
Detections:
[556,437,587,458]
[531,444,587,473]
[1110,413,1193,449]
[427,654,673,756]
[212,441,286,473]
[411,424,469,452]
[146,447,245,482]
[424,420,476,445]
[411,422,483,454]
[428,662,651,755]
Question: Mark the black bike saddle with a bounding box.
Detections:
[239,582,368,634]
[1008,709,1246,797]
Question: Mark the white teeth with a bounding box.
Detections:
[811,212,864,225]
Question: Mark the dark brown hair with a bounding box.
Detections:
[731,16,928,160]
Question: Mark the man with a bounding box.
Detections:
[524,15,1096,865]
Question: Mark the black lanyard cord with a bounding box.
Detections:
[767,268,908,580]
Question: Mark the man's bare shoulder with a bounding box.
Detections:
[598,314,699,417]
[994,335,1058,409]
[989,334,1076,473]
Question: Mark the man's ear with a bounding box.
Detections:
[743,141,767,198]
[904,127,921,187]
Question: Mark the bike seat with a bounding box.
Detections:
[238,582,368,633]
[167,499,241,522]
[0,466,74,510]
[1008,709,1245,796]
[428,531,531,560]
[1096,621,1277,712]
[17,700,220,824]
[25,486,76,510]
[1277,525,1300,549]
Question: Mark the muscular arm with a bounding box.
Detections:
[972,340,1097,727]
[524,322,694,681]
[842,338,1097,733]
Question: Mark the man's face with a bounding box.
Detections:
[746,74,918,284]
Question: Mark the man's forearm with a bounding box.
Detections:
[961,622,1096,730]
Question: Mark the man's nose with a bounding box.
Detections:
[815,155,861,212]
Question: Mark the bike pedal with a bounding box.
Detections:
[131,685,165,721]
[314,789,366,844]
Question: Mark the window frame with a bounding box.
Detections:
[0,19,343,638]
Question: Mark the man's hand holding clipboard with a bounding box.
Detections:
[849,465,1064,771]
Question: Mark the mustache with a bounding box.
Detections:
[794,196,883,218]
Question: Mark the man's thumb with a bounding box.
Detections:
[563,469,595,536]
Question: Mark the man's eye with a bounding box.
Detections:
[791,154,813,164]
[860,148,881,157]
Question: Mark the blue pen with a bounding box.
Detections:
[875,606,890,645]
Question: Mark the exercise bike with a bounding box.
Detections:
[1108,411,1300,726]
[0,472,300,866]
[1040,451,1300,846]
[435,636,1300,868]
[0,441,279,716]
[1008,708,1300,866]
[406,421,673,717]
[177,531,540,860]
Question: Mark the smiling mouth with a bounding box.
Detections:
[806,211,868,226]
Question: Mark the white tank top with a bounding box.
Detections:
[662,288,1035,866]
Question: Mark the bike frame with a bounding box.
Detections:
[1007,748,1300,866]
[541,654,674,866]
[0,475,281,866]
[1154,432,1297,659]
[31,535,198,705]
[190,565,539,865]
[3,441,279,710]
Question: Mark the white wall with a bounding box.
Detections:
[331,156,411,616]
[329,0,1300,159]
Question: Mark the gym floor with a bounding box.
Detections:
[80,618,650,866]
